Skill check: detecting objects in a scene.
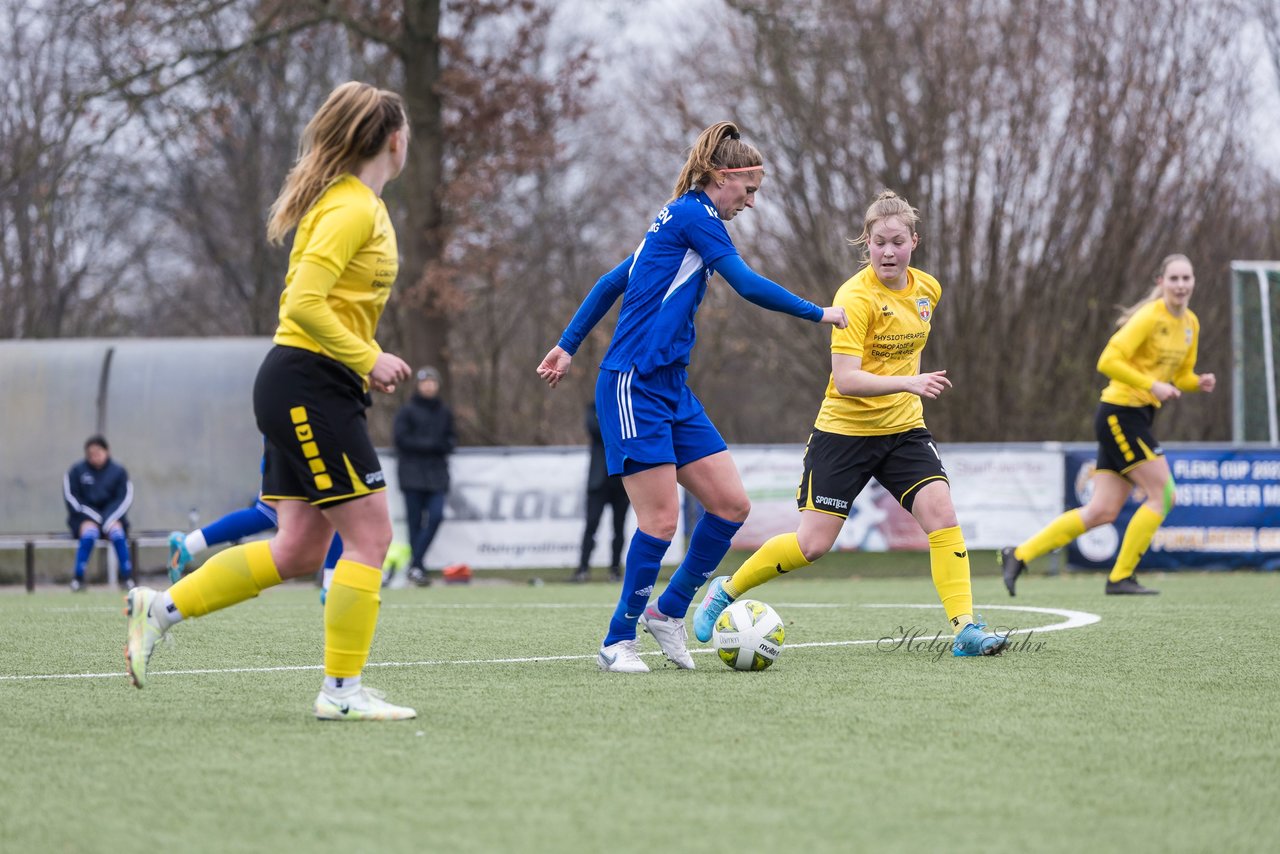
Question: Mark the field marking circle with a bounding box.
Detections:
[0,602,1098,682]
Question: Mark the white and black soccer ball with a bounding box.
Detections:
[712,599,785,671]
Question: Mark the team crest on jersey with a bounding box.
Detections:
[916,298,932,322]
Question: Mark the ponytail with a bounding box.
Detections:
[267,82,407,244]
[668,121,764,202]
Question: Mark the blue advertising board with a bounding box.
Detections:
[1065,448,1280,570]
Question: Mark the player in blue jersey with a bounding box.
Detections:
[537,121,847,673]
[167,497,345,600]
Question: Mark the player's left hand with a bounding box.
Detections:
[537,346,572,388]
[820,306,848,329]
[1198,373,1216,393]
[369,351,411,394]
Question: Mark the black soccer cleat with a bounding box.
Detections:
[1105,575,1159,595]
[999,546,1026,597]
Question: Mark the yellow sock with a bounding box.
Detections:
[1015,509,1086,563]
[168,540,282,619]
[928,526,973,635]
[1109,505,1164,582]
[324,559,383,679]
[724,533,811,599]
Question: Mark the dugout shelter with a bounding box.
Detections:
[0,337,272,539]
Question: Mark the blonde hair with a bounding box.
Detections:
[266,82,407,244]
[668,121,763,203]
[1115,253,1192,326]
[848,190,920,263]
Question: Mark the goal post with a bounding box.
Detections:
[1231,261,1280,445]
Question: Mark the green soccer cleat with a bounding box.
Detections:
[124,586,168,688]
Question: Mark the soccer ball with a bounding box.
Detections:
[712,599,785,671]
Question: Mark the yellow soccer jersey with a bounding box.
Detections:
[1098,299,1200,408]
[274,174,399,375]
[814,265,942,436]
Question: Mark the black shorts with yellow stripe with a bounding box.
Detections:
[1094,402,1163,477]
[253,345,386,506]
[796,427,948,517]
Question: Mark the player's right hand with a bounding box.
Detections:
[1151,381,1181,402]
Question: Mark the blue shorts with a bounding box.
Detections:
[595,366,727,477]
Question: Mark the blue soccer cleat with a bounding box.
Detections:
[167,531,191,583]
[952,621,1012,657]
[693,576,734,643]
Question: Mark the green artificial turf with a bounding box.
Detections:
[2,570,1277,853]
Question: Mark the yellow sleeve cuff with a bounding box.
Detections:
[1175,373,1200,393]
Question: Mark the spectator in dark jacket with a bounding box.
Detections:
[63,435,134,591]
[395,367,456,586]
[572,403,630,583]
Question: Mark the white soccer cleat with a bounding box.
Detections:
[596,639,649,673]
[314,685,417,721]
[639,606,695,669]
[124,586,167,689]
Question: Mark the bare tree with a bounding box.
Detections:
[0,0,142,337]
[634,0,1270,443]
[124,34,358,335]
[87,0,590,406]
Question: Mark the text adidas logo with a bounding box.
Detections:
[635,585,654,597]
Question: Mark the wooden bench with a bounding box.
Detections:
[0,532,173,592]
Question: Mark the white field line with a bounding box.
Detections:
[0,603,1099,682]
[38,602,848,614]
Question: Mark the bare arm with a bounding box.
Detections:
[830,353,952,399]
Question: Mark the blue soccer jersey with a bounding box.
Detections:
[557,189,821,374]
[601,189,737,373]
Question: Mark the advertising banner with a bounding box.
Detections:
[730,444,1064,551]
[380,449,685,570]
[1064,448,1280,569]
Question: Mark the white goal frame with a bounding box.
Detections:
[1231,261,1280,446]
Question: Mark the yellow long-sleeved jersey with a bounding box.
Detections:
[1097,298,1201,408]
[273,174,398,376]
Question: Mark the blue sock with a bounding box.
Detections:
[656,512,743,618]
[200,505,277,548]
[108,528,132,579]
[323,534,344,571]
[603,529,670,646]
[74,530,99,580]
